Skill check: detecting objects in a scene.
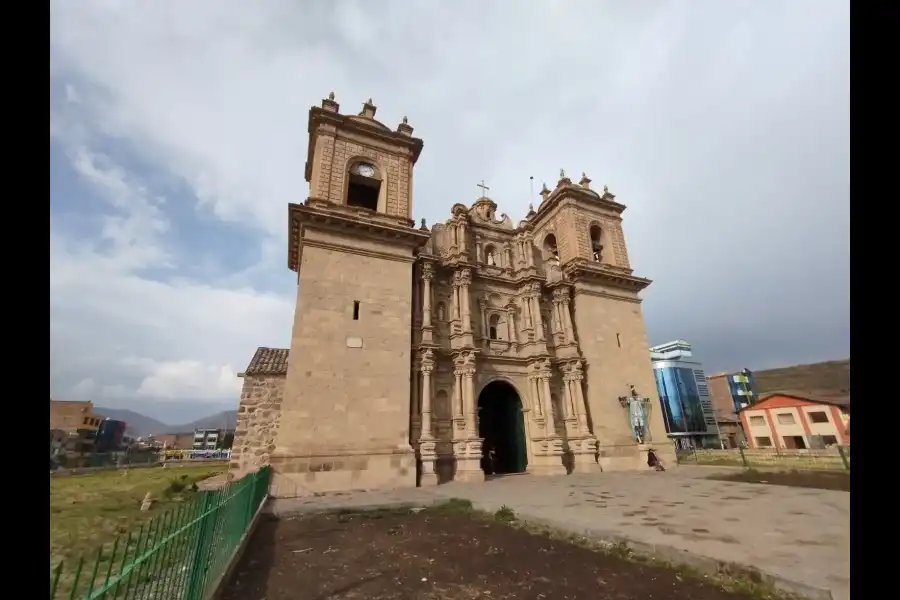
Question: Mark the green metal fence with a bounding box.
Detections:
[50,466,270,600]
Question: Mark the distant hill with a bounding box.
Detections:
[94,408,237,437]
[752,359,850,396]
[94,408,170,437]
[172,410,237,433]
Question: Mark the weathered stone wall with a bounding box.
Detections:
[571,284,673,469]
[281,237,415,453]
[230,374,285,475]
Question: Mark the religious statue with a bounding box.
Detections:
[619,385,651,444]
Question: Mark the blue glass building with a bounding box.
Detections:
[725,369,757,413]
[649,340,720,449]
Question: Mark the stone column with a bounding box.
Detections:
[420,351,435,439]
[541,372,556,434]
[479,299,488,340]
[506,307,516,342]
[522,296,533,329]
[453,370,464,418]
[571,366,590,433]
[421,264,433,328]
[524,238,534,267]
[459,269,472,332]
[551,300,563,336]
[561,297,575,343]
[504,244,512,268]
[532,295,545,341]
[529,376,543,417]
[561,375,574,420]
[458,221,468,256]
[475,241,482,263]
[464,367,477,435]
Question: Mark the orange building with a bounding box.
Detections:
[49,399,103,433]
[738,391,850,449]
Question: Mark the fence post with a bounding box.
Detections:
[245,472,257,526]
[183,492,215,600]
[837,445,849,470]
[738,446,749,469]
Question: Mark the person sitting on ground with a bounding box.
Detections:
[647,449,666,472]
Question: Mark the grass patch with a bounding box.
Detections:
[435,497,474,514]
[708,469,850,492]
[50,465,223,568]
[493,505,517,522]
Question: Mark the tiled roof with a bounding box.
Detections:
[764,389,850,407]
[740,390,851,412]
[243,347,290,375]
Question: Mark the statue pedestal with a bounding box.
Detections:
[639,443,677,470]
[417,437,439,486]
[451,437,484,482]
[567,436,600,473]
[530,436,567,476]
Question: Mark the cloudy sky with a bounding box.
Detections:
[50,0,849,425]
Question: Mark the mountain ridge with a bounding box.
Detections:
[95,407,237,437]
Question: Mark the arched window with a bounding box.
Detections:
[346,162,381,211]
[542,234,559,262]
[484,244,497,266]
[589,225,603,262]
[488,313,501,340]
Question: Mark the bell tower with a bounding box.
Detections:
[530,170,673,470]
[274,94,430,496]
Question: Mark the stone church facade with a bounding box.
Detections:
[230,94,673,498]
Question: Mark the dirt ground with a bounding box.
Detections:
[709,469,850,492]
[221,507,780,600]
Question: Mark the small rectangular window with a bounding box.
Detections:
[353,301,360,321]
[808,411,829,424]
[754,436,773,447]
[749,415,766,426]
[776,412,795,425]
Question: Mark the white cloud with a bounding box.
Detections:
[49,0,849,418]
[71,378,97,398]
[50,126,293,405]
[134,360,242,400]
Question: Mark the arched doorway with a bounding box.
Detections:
[477,381,527,475]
